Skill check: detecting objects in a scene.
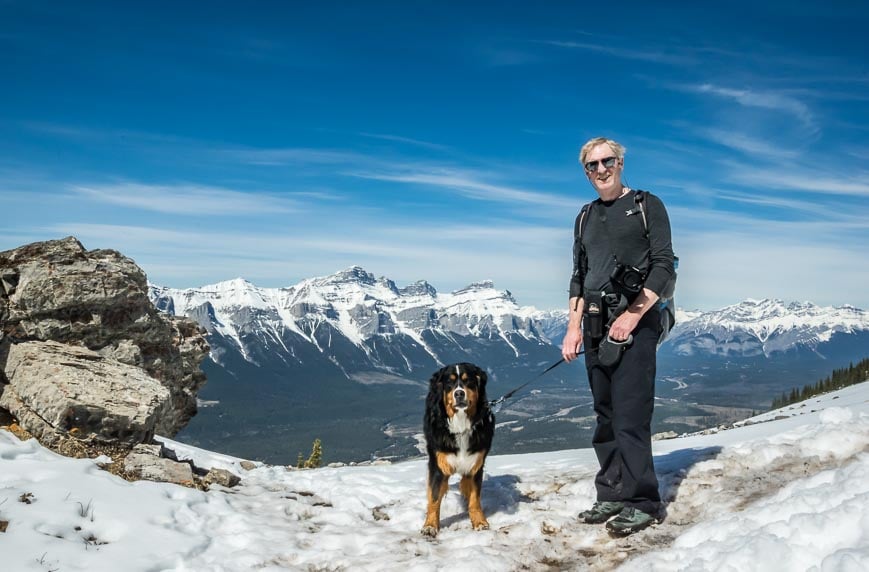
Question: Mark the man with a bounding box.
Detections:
[562,137,674,536]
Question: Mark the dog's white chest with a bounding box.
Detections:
[446,411,480,475]
[445,447,480,476]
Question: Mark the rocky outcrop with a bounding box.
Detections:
[121,443,243,489]
[0,237,209,446]
[0,341,171,446]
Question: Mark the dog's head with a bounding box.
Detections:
[429,362,488,419]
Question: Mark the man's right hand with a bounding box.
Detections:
[561,329,583,362]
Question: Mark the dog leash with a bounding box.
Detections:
[487,327,638,414]
[488,354,580,413]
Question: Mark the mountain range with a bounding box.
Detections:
[149,267,869,463]
[150,266,550,381]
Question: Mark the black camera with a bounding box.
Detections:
[610,262,646,294]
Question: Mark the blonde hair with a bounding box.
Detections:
[579,137,626,166]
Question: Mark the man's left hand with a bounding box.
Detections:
[609,311,641,341]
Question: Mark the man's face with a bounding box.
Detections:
[584,143,623,197]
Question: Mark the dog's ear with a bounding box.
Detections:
[429,366,448,391]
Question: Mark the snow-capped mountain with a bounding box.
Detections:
[664,298,869,358]
[153,269,869,367]
[149,266,551,380]
[538,298,869,359]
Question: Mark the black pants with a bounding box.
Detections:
[584,308,661,515]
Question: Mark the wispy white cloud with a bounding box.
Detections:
[724,164,869,197]
[540,40,694,66]
[692,83,818,133]
[693,128,801,161]
[20,121,189,146]
[848,148,869,163]
[477,45,542,67]
[221,147,365,167]
[778,86,869,103]
[19,122,369,169]
[70,183,301,215]
[14,120,571,198]
[714,191,825,215]
[357,132,451,152]
[350,168,569,208]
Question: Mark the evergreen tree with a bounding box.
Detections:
[768,357,869,411]
[297,438,323,469]
[305,438,323,469]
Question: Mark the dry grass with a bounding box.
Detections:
[0,421,208,489]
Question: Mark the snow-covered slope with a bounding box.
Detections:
[2,381,868,571]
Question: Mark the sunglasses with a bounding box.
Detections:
[584,156,618,172]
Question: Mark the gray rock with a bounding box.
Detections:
[239,460,257,471]
[0,237,209,438]
[395,306,438,329]
[346,303,396,336]
[204,468,241,488]
[124,449,195,486]
[0,341,171,446]
[652,431,679,441]
[132,443,163,456]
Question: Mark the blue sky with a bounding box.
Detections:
[1,1,867,311]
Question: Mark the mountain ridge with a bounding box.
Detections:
[149,266,547,374]
[151,268,869,363]
[665,298,869,358]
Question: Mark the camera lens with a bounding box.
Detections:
[623,269,643,290]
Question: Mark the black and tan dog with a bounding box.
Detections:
[421,362,495,537]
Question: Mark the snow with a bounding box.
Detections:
[2,382,868,570]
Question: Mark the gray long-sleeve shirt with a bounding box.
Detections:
[569,190,674,300]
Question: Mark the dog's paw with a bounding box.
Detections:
[420,525,439,538]
[472,520,490,531]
